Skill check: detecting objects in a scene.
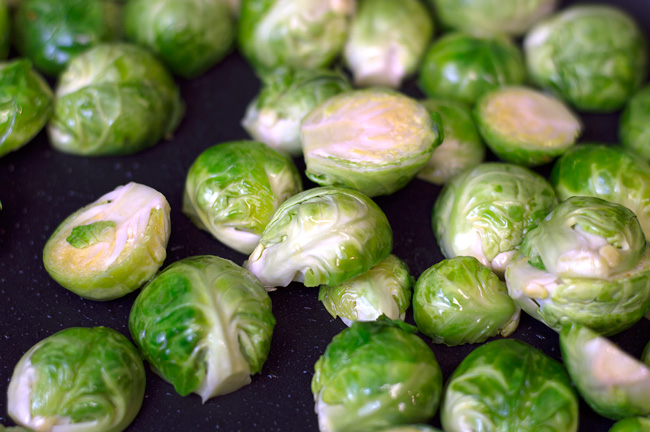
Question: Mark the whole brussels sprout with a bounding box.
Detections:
[506,197,650,335]
[312,319,443,432]
[245,186,393,289]
[560,323,650,420]
[610,417,650,432]
[413,256,520,346]
[238,0,355,73]
[441,339,579,432]
[474,86,582,167]
[13,0,123,76]
[301,88,441,197]
[318,254,413,326]
[432,162,557,275]
[241,68,352,156]
[0,59,53,158]
[43,182,171,301]
[524,5,648,112]
[343,0,433,88]
[7,327,146,432]
[124,0,235,79]
[48,43,184,156]
[550,144,650,240]
[428,0,557,37]
[417,98,485,185]
[183,140,303,255]
[620,85,650,162]
[130,255,275,401]
[418,33,526,105]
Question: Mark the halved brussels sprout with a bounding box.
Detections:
[43,182,171,301]
[524,5,648,112]
[413,256,520,346]
[13,0,123,76]
[376,427,443,432]
[241,69,351,156]
[124,0,235,78]
[301,88,441,197]
[474,86,582,166]
[441,338,578,432]
[418,33,526,105]
[417,98,485,185]
[610,417,650,432]
[312,319,443,432]
[520,196,645,279]
[0,59,53,158]
[432,162,557,275]
[0,426,31,432]
[7,327,145,432]
[560,323,650,420]
[238,0,354,73]
[343,0,433,88]
[318,254,413,326]
[508,196,650,334]
[129,255,275,402]
[48,43,184,156]
[245,186,393,289]
[183,140,303,255]
[429,0,557,37]
[550,144,650,240]
[620,85,650,162]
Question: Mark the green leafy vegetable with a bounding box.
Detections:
[7,327,145,432]
[129,255,275,401]
[312,319,443,432]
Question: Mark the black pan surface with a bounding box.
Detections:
[1,0,650,430]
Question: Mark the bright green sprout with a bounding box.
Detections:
[129,255,275,402]
[7,327,145,432]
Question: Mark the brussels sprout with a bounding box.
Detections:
[418,33,526,105]
[241,69,352,156]
[301,88,441,197]
[432,162,557,275]
[610,417,650,432]
[474,86,582,166]
[43,182,171,301]
[376,427,443,432]
[245,186,393,288]
[238,0,354,73]
[312,319,443,432]
[441,339,578,432]
[524,5,648,112]
[413,256,520,346]
[560,323,650,420]
[13,0,123,76]
[343,0,433,88]
[7,327,145,432]
[130,255,275,401]
[0,59,53,158]
[520,196,645,279]
[429,0,557,37]
[620,85,650,162]
[124,0,235,79]
[644,340,650,366]
[550,144,650,240]
[0,426,31,432]
[416,98,485,185]
[183,140,303,255]
[506,255,650,336]
[318,254,413,326]
[48,43,184,156]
